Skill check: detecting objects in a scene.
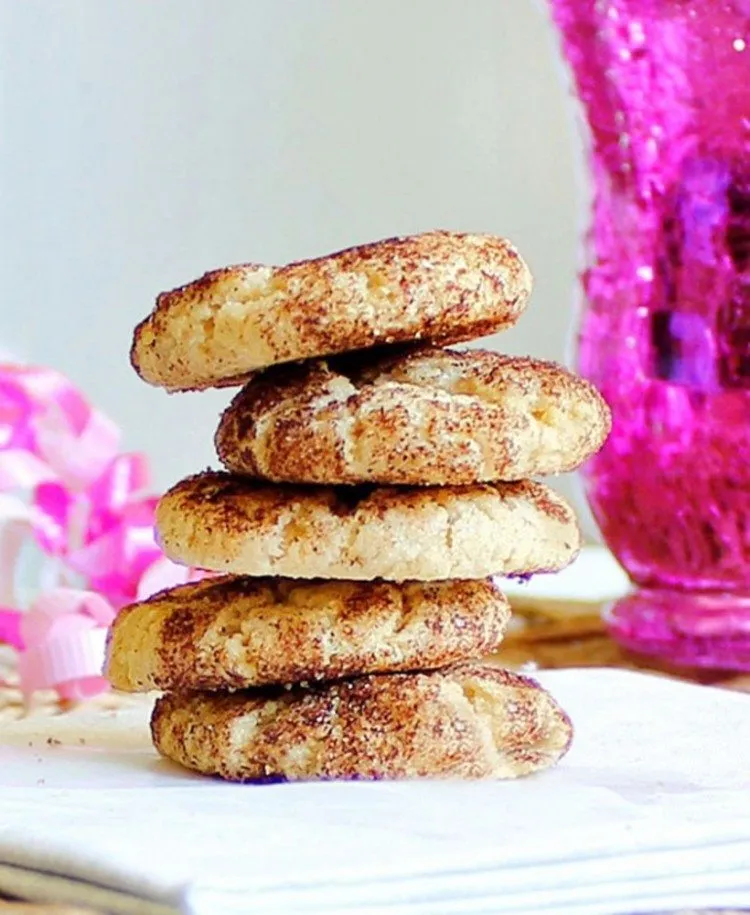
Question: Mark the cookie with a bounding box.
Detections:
[106,576,510,691]
[155,472,581,581]
[150,663,573,781]
[131,231,532,392]
[215,347,611,485]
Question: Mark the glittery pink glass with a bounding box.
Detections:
[548,0,750,669]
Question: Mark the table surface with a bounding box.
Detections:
[2,594,748,915]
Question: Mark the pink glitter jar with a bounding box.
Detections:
[548,1,750,669]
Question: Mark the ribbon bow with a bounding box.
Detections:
[0,364,192,699]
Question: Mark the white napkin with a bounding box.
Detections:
[1,668,749,915]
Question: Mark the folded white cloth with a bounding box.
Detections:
[1,668,749,915]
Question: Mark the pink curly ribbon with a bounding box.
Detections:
[0,364,193,700]
[16,589,116,701]
[0,608,22,650]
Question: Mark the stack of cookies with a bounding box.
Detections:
[106,231,610,782]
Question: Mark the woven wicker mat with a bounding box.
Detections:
[1,599,748,914]
[492,596,750,694]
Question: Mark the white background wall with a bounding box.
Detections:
[0,1,590,514]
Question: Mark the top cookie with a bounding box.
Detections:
[215,346,611,485]
[131,231,532,392]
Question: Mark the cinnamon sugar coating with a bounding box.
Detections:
[131,231,531,392]
[151,663,573,781]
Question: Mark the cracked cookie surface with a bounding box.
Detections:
[131,231,531,392]
[216,346,611,485]
[151,663,573,781]
[154,471,581,581]
[106,576,510,691]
